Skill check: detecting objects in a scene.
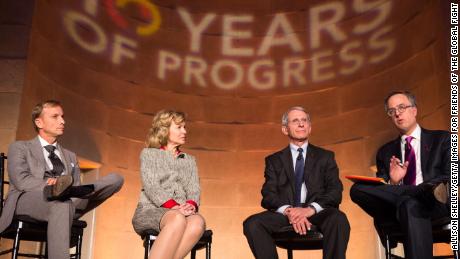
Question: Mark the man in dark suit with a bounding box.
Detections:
[0,100,124,259]
[243,106,350,259]
[350,91,450,259]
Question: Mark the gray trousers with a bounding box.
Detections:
[15,173,124,259]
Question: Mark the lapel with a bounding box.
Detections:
[390,136,401,161]
[30,137,48,178]
[281,146,295,193]
[56,143,70,175]
[420,128,432,178]
[303,144,316,183]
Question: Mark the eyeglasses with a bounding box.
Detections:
[289,118,308,126]
[386,104,414,117]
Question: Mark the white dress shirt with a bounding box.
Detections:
[38,135,63,173]
[277,142,323,214]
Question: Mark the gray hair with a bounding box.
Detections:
[384,91,417,112]
[281,106,311,126]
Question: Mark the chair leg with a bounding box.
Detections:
[144,237,152,259]
[191,249,196,259]
[384,234,391,259]
[44,242,48,259]
[76,233,83,259]
[206,242,211,259]
[12,226,22,259]
[287,249,293,259]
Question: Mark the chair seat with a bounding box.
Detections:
[0,153,86,259]
[1,215,87,246]
[272,225,323,250]
[376,216,451,244]
[375,216,456,259]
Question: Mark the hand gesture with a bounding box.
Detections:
[389,156,408,184]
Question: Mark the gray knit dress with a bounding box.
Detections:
[132,148,201,234]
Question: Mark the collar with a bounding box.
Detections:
[38,135,57,147]
[160,146,183,156]
[289,142,309,153]
[400,124,421,143]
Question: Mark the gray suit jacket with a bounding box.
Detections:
[0,137,81,232]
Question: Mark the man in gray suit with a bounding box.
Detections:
[0,100,124,259]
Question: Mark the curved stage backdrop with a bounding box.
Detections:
[13,0,451,258]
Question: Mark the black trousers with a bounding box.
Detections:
[243,208,350,259]
[350,183,448,259]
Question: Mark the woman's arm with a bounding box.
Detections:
[183,156,200,210]
[140,149,174,207]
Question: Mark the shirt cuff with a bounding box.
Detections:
[309,202,323,213]
[161,199,179,209]
[276,205,291,215]
[186,200,199,211]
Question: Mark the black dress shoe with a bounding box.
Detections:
[44,175,74,201]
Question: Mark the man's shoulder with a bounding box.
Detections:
[308,144,334,156]
[377,136,400,153]
[265,144,335,160]
[422,128,449,138]
[9,137,37,149]
[265,146,289,161]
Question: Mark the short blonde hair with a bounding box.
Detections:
[32,100,63,132]
[146,110,186,148]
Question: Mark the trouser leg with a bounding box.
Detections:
[243,211,289,259]
[16,191,75,259]
[73,173,124,217]
[309,208,350,259]
[397,196,448,259]
[350,183,449,259]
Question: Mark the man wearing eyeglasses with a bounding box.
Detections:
[243,106,350,259]
[350,91,450,259]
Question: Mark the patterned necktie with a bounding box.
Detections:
[44,145,65,176]
[294,148,305,207]
[403,136,416,185]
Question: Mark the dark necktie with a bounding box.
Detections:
[403,136,416,185]
[294,147,305,207]
[44,145,65,176]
